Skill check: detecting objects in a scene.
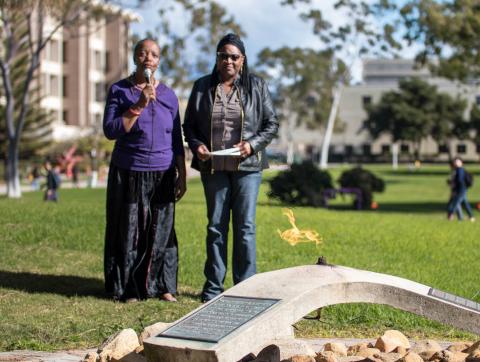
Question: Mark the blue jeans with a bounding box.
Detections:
[200,171,262,301]
[447,189,473,220]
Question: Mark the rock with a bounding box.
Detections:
[284,355,316,362]
[397,352,424,362]
[375,331,411,353]
[451,352,469,362]
[324,343,348,357]
[112,351,146,362]
[466,342,480,355]
[277,339,317,360]
[134,345,144,355]
[357,355,382,362]
[466,350,480,362]
[429,350,455,362]
[356,349,381,358]
[139,322,171,345]
[261,338,316,361]
[447,343,472,353]
[316,351,338,362]
[338,357,365,362]
[255,345,280,362]
[373,352,403,362]
[418,350,440,361]
[97,328,141,362]
[413,341,443,354]
[348,343,370,356]
[83,351,98,362]
[394,347,408,356]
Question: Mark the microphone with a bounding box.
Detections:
[144,68,152,84]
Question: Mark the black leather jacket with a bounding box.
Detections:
[183,73,279,172]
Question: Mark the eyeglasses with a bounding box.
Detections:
[217,52,243,62]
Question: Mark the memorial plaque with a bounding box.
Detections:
[158,295,280,343]
[429,288,480,313]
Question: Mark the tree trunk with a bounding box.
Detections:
[320,85,342,169]
[391,142,399,170]
[6,140,21,198]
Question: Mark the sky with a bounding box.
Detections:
[128,0,416,83]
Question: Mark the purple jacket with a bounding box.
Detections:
[103,79,184,171]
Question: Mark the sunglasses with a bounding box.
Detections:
[217,52,243,62]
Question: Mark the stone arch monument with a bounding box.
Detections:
[144,264,480,362]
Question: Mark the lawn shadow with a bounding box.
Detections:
[383,170,451,177]
[0,270,106,298]
[256,201,451,214]
[328,201,448,214]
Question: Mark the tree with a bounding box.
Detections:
[280,0,403,168]
[256,47,345,164]
[0,26,54,165]
[363,77,467,159]
[151,0,244,98]
[0,0,129,198]
[395,0,480,82]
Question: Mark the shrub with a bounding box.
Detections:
[268,161,333,206]
[338,167,385,209]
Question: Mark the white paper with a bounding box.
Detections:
[209,147,241,156]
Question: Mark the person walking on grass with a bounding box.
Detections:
[447,157,475,222]
[43,160,60,202]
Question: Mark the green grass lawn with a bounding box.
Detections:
[0,163,479,351]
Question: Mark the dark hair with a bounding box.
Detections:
[133,38,159,64]
[211,33,250,91]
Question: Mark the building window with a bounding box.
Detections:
[363,144,371,155]
[41,73,48,96]
[438,144,449,153]
[94,82,105,102]
[381,144,390,154]
[62,76,68,97]
[105,50,110,72]
[477,144,480,153]
[93,50,103,71]
[345,145,353,155]
[62,41,68,63]
[457,144,467,154]
[63,110,69,124]
[362,96,372,107]
[476,95,480,105]
[47,39,59,62]
[400,144,409,153]
[49,74,59,96]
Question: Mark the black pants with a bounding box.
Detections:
[104,165,178,300]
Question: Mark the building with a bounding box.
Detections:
[38,3,139,140]
[273,59,480,163]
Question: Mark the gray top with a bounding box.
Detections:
[211,84,242,171]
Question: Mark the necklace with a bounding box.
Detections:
[129,73,157,90]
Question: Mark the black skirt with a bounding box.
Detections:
[104,164,178,300]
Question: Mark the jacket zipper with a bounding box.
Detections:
[210,86,218,174]
[237,86,244,171]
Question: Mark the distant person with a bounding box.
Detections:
[183,33,279,302]
[447,157,475,221]
[103,38,186,303]
[30,165,41,191]
[43,160,60,202]
[71,164,79,188]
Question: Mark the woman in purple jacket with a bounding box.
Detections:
[103,39,186,302]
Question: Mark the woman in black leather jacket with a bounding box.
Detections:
[183,33,279,302]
